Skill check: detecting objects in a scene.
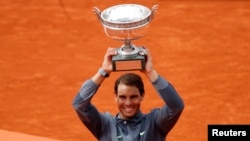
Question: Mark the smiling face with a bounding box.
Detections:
[115,83,144,119]
[114,73,145,119]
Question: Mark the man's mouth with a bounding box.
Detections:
[123,107,134,113]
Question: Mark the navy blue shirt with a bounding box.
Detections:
[72,76,184,141]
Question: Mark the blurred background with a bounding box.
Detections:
[0,0,249,141]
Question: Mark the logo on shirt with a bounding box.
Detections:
[117,135,122,139]
[140,131,145,136]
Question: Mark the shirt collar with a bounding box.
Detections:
[116,111,145,123]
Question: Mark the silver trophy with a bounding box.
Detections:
[93,4,158,71]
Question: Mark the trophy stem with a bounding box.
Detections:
[122,40,135,52]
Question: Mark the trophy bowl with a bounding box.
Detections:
[93,4,158,71]
[93,4,158,41]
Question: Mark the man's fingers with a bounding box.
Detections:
[106,47,117,55]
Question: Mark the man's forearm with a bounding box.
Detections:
[145,69,159,82]
[91,69,107,85]
[153,76,184,110]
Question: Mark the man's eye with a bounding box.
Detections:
[131,96,138,99]
[119,96,126,99]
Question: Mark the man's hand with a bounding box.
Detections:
[101,47,117,74]
[141,48,159,82]
[144,48,154,72]
[91,48,117,84]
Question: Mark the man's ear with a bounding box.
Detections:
[114,94,118,102]
[140,94,145,101]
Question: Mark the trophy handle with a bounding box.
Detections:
[92,7,102,22]
[150,5,158,21]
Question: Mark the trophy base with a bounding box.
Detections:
[112,55,146,71]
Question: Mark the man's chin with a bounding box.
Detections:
[122,112,136,118]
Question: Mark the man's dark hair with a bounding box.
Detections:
[114,73,145,96]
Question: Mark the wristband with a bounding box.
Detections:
[98,68,110,78]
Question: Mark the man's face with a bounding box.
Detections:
[115,83,144,119]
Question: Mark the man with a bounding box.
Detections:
[72,47,184,141]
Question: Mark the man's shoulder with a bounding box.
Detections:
[102,112,116,121]
[144,108,165,119]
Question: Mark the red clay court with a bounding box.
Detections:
[0,0,249,141]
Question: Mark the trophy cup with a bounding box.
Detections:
[93,4,158,71]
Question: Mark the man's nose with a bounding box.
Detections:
[124,98,132,105]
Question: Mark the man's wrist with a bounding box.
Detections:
[98,68,110,78]
[145,69,158,82]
